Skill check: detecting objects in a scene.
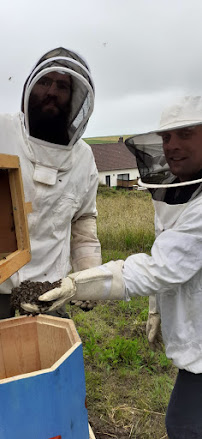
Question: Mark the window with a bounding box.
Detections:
[117,174,129,181]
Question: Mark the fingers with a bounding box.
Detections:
[70,300,96,311]
[38,278,74,302]
[47,298,68,312]
[21,303,41,313]
[146,320,150,338]
[39,288,75,303]
[39,287,64,302]
[148,321,160,343]
[148,328,157,344]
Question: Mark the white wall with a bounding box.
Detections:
[98,168,139,187]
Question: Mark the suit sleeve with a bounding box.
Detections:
[71,169,102,271]
[123,199,202,297]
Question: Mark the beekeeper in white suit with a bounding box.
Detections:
[0,47,101,318]
[24,96,202,438]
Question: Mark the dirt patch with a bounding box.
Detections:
[10,279,61,314]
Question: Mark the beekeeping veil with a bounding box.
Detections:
[21,47,94,147]
[125,96,202,201]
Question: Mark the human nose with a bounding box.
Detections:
[164,133,180,150]
[47,81,58,96]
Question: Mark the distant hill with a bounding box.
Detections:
[83,135,132,144]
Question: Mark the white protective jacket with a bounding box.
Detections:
[123,188,202,373]
[0,47,101,294]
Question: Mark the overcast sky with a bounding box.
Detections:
[1,0,202,137]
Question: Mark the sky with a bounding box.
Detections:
[1,0,202,137]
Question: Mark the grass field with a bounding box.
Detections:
[67,188,176,439]
[83,135,133,144]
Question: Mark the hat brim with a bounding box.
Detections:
[156,120,202,134]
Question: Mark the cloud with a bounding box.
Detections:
[1,0,202,136]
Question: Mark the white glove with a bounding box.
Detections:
[21,277,75,314]
[146,294,161,346]
[146,313,161,344]
[21,260,126,314]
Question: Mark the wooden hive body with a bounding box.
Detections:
[0,153,31,284]
[0,315,92,439]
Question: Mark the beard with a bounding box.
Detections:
[28,97,71,145]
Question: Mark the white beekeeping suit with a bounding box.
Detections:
[0,47,101,306]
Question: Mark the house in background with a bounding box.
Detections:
[90,137,139,189]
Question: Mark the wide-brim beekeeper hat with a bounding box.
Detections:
[125,96,202,189]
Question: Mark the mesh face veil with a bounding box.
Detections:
[22,47,95,147]
[125,97,202,202]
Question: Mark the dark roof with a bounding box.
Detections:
[90,142,137,172]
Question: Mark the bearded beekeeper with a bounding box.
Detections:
[23,96,202,438]
[0,47,101,319]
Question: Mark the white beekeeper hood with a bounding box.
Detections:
[21,47,94,148]
[20,47,95,185]
[125,96,202,193]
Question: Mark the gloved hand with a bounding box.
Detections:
[21,260,126,314]
[21,277,75,314]
[146,312,161,349]
[70,299,97,311]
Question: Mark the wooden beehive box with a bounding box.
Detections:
[0,315,95,439]
[0,153,31,284]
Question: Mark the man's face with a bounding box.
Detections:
[29,71,72,119]
[160,126,202,181]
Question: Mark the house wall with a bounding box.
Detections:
[98,168,139,187]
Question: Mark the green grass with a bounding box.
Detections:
[97,188,155,256]
[67,189,176,438]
